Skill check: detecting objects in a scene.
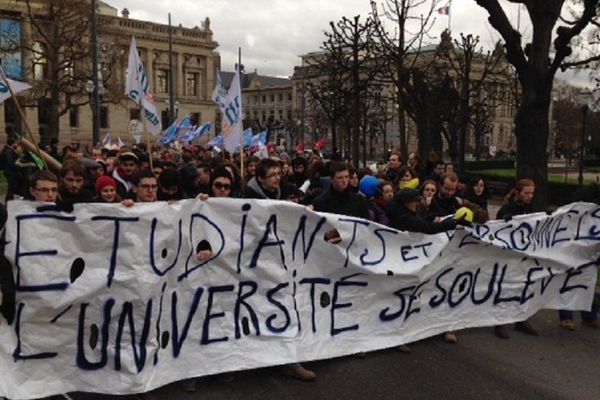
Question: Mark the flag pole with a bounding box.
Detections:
[141,109,155,172]
[448,0,452,32]
[0,66,48,170]
[238,47,245,180]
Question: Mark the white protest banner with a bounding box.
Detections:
[1,201,599,399]
[125,36,162,135]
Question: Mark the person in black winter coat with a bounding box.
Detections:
[496,179,535,221]
[494,179,540,339]
[427,173,463,219]
[463,177,489,212]
[388,189,462,234]
[313,162,369,219]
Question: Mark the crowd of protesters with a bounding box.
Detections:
[0,140,598,391]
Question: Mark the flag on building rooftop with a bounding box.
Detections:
[437,5,450,15]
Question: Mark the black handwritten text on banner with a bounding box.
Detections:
[0,200,598,399]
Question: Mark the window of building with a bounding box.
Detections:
[64,62,74,80]
[157,69,169,93]
[32,41,48,80]
[262,95,266,102]
[161,109,169,129]
[261,111,267,122]
[186,72,198,96]
[288,93,292,101]
[129,109,140,120]
[254,95,258,103]
[100,106,109,129]
[191,112,201,125]
[270,94,275,102]
[69,107,79,127]
[279,93,283,101]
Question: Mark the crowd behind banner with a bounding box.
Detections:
[0,138,598,398]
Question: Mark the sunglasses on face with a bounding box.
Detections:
[213,182,231,190]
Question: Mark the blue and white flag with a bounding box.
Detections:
[157,121,178,145]
[243,128,253,147]
[0,65,31,104]
[174,115,193,141]
[252,130,267,146]
[125,36,162,135]
[179,122,211,143]
[207,134,224,148]
[212,68,243,153]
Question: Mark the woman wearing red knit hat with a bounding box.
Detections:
[95,175,121,203]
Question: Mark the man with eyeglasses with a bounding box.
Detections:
[1,170,59,327]
[29,170,60,203]
[133,169,159,203]
[244,158,316,381]
[245,158,285,200]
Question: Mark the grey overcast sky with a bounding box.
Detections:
[106,0,592,86]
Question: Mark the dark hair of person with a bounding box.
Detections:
[358,167,372,180]
[291,157,307,168]
[133,168,157,186]
[60,159,86,178]
[30,170,58,188]
[158,167,182,188]
[398,166,417,180]
[255,158,281,179]
[464,176,490,199]
[434,160,446,169]
[329,161,349,178]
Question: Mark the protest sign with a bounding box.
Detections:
[0,200,598,399]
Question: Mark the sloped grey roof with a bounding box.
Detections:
[219,70,291,90]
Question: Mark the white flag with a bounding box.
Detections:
[0,66,31,104]
[101,132,111,148]
[125,36,162,136]
[213,68,243,153]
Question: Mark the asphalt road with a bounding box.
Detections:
[53,309,600,400]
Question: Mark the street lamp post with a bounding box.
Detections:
[578,89,598,186]
[579,103,588,186]
[85,79,104,142]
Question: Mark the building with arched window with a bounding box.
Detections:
[0,0,220,146]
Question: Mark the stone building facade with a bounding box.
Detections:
[292,47,518,158]
[0,0,220,146]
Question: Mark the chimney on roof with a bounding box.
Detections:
[122,8,130,19]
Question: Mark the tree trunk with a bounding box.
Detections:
[515,83,551,210]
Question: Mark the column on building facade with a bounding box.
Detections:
[176,51,184,98]
[144,45,154,94]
